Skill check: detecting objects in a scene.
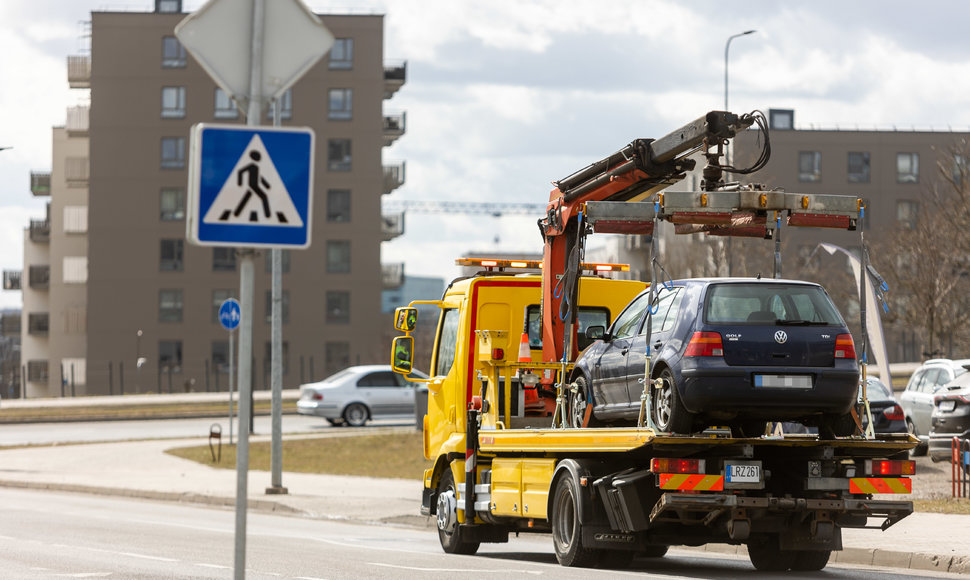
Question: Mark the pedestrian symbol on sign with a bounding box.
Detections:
[202,134,304,227]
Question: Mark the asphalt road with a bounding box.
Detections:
[0,415,416,446]
[0,487,964,579]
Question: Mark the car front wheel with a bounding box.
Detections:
[907,419,928,456]
[653,367,693,434]
[343,403,369,427]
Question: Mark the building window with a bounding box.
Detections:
[325,341,350,376]
[160,187,185,221]
[953,154,967,187]
[897,152,919,183]
[63,206,88,233]
[328,88,353,120]
[847,151,870,184]
[768,109,794,130]
[329,38,353,69]
[214,88,238,119]
[212,289,236,323]
[159,340,183,372]
[263,341,289,374]
[63,256,87,284]
[328,139,351,171]
[161,86,186,118]
[326,291,350,324]
[264,290,290,323]
[212,341,229,373]
[327,240,351,273]
[27,360,49,382]
[27,312,49,335]
[162,36,186,68]
[212,247,236,272]
[160,239,184,271]
[159,289,183,322]
[897,200,919,229]
[266,89,293,121]
[161,137,185,169]
[798,151,821,182]
[156,0,182,13]
[263,249,290,273]
[327,189,351,222]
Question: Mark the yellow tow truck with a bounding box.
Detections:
[390,111,917,572]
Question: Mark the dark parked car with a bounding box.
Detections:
[928,371,970,462]
[570,278,860,436]
[861,377,907,435]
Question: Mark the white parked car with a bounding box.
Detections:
[297,365,427,427]
[899,358,970,455]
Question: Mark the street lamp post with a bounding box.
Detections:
[723,30,756,278]
[136,329,143,392]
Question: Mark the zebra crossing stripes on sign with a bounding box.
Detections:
[187,123,315,248]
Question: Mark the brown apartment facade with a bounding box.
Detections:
[10,0,407,397]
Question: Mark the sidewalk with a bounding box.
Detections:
[0,435,967,575]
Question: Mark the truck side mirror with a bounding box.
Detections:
[392,336,414,374]
[585,325,606,341]
[394,307,418,333]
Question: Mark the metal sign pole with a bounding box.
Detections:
[268,98,287,494]
[229,328,235,446]
[234,0,264,577]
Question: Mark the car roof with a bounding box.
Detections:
[918,358,970,369]
[670,277,822,286]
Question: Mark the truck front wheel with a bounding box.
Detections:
[436,469,480,555]
[551,474,600,567]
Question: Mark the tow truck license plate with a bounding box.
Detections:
[726,462,761,483]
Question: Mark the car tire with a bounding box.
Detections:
[436,469,480,555]
[820,412,857,439]
[342,403,369,427]
[568,376,598,428]
[653,367,693,434]
[906,419,928,456]
[551,473,601,567]
[326,418,344,427]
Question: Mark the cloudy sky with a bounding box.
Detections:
[1,0,970,308]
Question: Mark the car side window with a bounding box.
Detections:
[936,369,953,388]
[612,293,651,339]
[358,371,398,387]
[918,369,940,393]
[906,370,924,392]
[642,287,681,335]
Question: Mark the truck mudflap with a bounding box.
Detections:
[649,492,912,534]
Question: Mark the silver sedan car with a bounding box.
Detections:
[297,365,427,427]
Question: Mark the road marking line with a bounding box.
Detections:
[370,562,543,574]
[195,563,231,569]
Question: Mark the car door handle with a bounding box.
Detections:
[653,341,663,348]
[621,349,629,356]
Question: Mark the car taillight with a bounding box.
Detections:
[864,459,915,476]
[312,393,323,401]
[834,334,856,359]
[883,404,904,421]
[935,394,970,405]
[684,332,723,357]
[651,458,705,474]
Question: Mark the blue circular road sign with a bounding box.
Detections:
[219,298,241,331]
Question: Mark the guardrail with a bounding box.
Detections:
[953,437,970,498]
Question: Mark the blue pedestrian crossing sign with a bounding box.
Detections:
[187,123,314,248]
[219,298,241,331]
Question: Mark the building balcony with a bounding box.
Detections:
[29,219,50,243]
[383,112,406,147]
[381,212,405,241]
[382,262,405,289]
[0,312,20,337]
[383,61,406,99]
[66,105,89,135]
[28,265,50,290]
[3,270,21,290]
[382,161,406,194]
[67,55,91,88]
[30,171,51,196]
[27,312,49,336]
[65,157,89,187]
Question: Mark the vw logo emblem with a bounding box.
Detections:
[774,330,788,344]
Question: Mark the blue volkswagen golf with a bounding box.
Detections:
[570,278,860,437]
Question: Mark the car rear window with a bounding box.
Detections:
[704,283,844,325]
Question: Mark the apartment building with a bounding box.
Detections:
[8,0,407,397]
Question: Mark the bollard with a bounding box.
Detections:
[954,437,970,498]
[209,423,223,463]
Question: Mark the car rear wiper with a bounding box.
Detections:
[775,319,829,326]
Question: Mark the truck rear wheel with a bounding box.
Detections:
[436,469,480,555]
[551,474,600,567]
[747,536,795,571]
[791,549,831,571]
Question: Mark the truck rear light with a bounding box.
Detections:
[883,404,904,421]
[651,458,705,474]
[864,459,915,476]
[491,348,505,360]
[834,334,856,359]
[684,332,723,357]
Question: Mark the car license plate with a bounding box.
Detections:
[940,400,956,412]
[726,462,761,483]
[754,374,812,388]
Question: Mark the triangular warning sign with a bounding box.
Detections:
[203,134,304,227]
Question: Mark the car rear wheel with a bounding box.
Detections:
[906,419,928,456]
[653,367,693,434]
[568,376,598,428]
[343,403,369,427]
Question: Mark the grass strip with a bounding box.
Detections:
[166,431,432,480]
